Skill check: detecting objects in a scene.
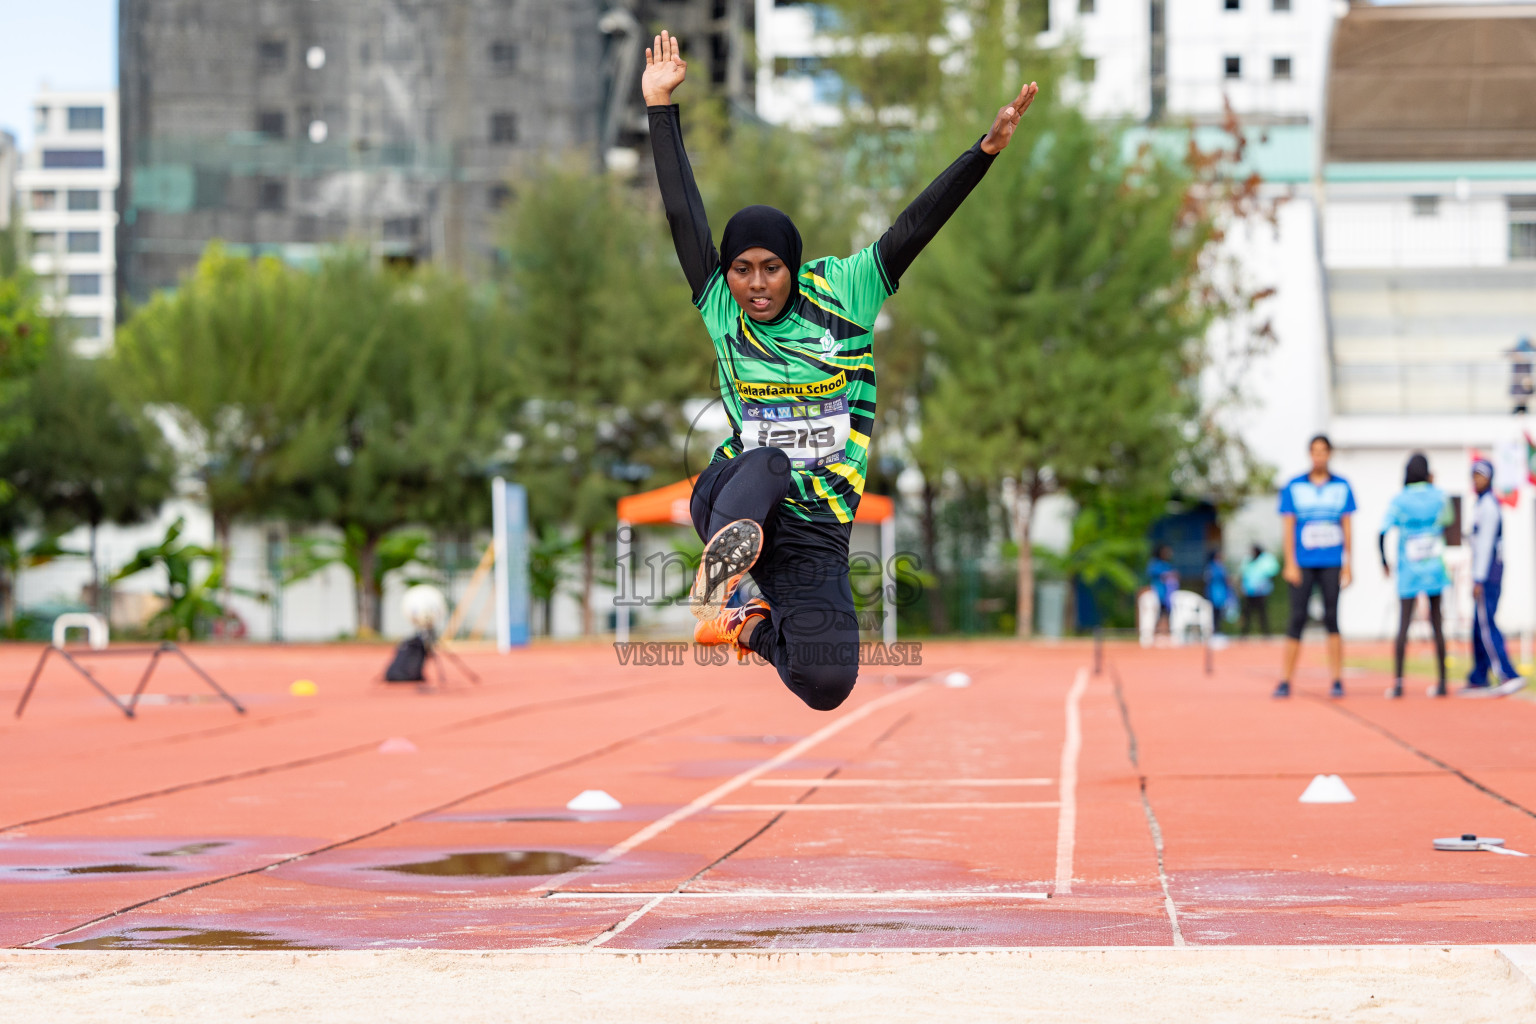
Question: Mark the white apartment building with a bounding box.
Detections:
[0,130,17,230]
[15,89,118,356]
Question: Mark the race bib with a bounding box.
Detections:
[1404,534,1441,562]
[1299,521,1344,550]
[742,396,851,470]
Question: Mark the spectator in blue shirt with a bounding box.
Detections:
[1205,551,1232,632]
[1146,544,1180,634]
[1274,435,1356,700]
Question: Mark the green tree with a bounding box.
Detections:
[110,517,237,640]
[501,165,708,634]
[112,245,364,570]
[277,256,514,635]
[0,337,175,610]
[905,64,1217,637]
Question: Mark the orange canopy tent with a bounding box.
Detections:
[617,477,893,526]
[615,477,897,643]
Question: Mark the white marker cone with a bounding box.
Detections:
[567,789,622,811]
[943,671,972,688]
[1298,774,1355,804]
[378,737,417,754]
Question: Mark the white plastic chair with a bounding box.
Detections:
[1169,590,1214,646]
[1137,589,1162,647]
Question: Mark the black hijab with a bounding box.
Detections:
[1404,452,1430,485]
[720,206,802,321]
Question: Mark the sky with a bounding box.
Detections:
[0,0,116,151]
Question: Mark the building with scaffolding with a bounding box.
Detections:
[117,0,754,304]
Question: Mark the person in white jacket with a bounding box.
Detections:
[1466,457,1525,697]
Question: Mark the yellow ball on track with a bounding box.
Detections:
[289,679,318,697]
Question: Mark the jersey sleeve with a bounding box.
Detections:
[1342,481,1358,515]
[812,243,894,331]
[1277,482,1295,515]
[1438,493,1454,528]
[694,269,737,338]
[1381,496,1400,532]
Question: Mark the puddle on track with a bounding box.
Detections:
[373,851,592,877]
[59,927,328,951]
[148,842,231,857]
[5,863,171,877]
[665,922,971,949]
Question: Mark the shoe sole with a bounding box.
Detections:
[691,520,763,622]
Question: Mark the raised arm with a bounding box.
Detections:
[643,31,718,302]
[877,81,1039,284]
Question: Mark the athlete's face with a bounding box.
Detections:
[727,247,793,321]
[1309,440,1330,475]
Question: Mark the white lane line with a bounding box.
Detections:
[749,778,1053,788]
[712,802,1060,812]
[1053,667,1090,896]
[550,891,1050,901]
[563,680,930,889]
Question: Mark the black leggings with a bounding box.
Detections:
[1240,594,1270,636]
[1394,594,1445,684]
[1286,566,1341,639]
[690,448,860,712]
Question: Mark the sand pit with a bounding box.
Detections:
[3,947,1536,1024]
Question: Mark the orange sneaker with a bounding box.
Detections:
[690,519,763,622]
[694,598,770,656]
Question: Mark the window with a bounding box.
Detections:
[62,316,100,340]
[490,41,517,74]
[67,107,105,131]
[1224,0,1240,9]
[258,179,287,212]
[67,273,102,296]
[34,106,49,133]
[67,189,101,211]
[259,39,287,71]
[490,112,517,144]
[66,231,101,254]
[488,184,513,209]
[1411,195,1440,217]
[257,110,287,139]
[42,149,106,169]
[1080,57,1098,81]
[1273,0,1290,9]
[29,231,56,254]
[1272,56,1292,80]
[30,190,57,211]
[1511,196,1536,261]
[383,216,419,240]
[1224,56,1241,78]
[1080,0,1095,12]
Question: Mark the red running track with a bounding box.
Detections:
[2,638,1534,950]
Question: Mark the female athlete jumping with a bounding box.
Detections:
[644,30,1037,710]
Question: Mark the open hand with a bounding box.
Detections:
[643,30,687,106]
[1282,562,1302,587]
[980,81,1039,155]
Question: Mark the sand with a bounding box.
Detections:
[3,946,1536,1024]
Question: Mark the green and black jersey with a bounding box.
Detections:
[649,104,997,524]
[694,246,890,523]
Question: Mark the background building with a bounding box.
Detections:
[117,0,754,303]
[0,129,16,229]
[14,89,119,356]
[1322,2,1536,643]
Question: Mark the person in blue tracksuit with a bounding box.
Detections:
[1466,457,1526,697]
[1379,453,1451,699]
